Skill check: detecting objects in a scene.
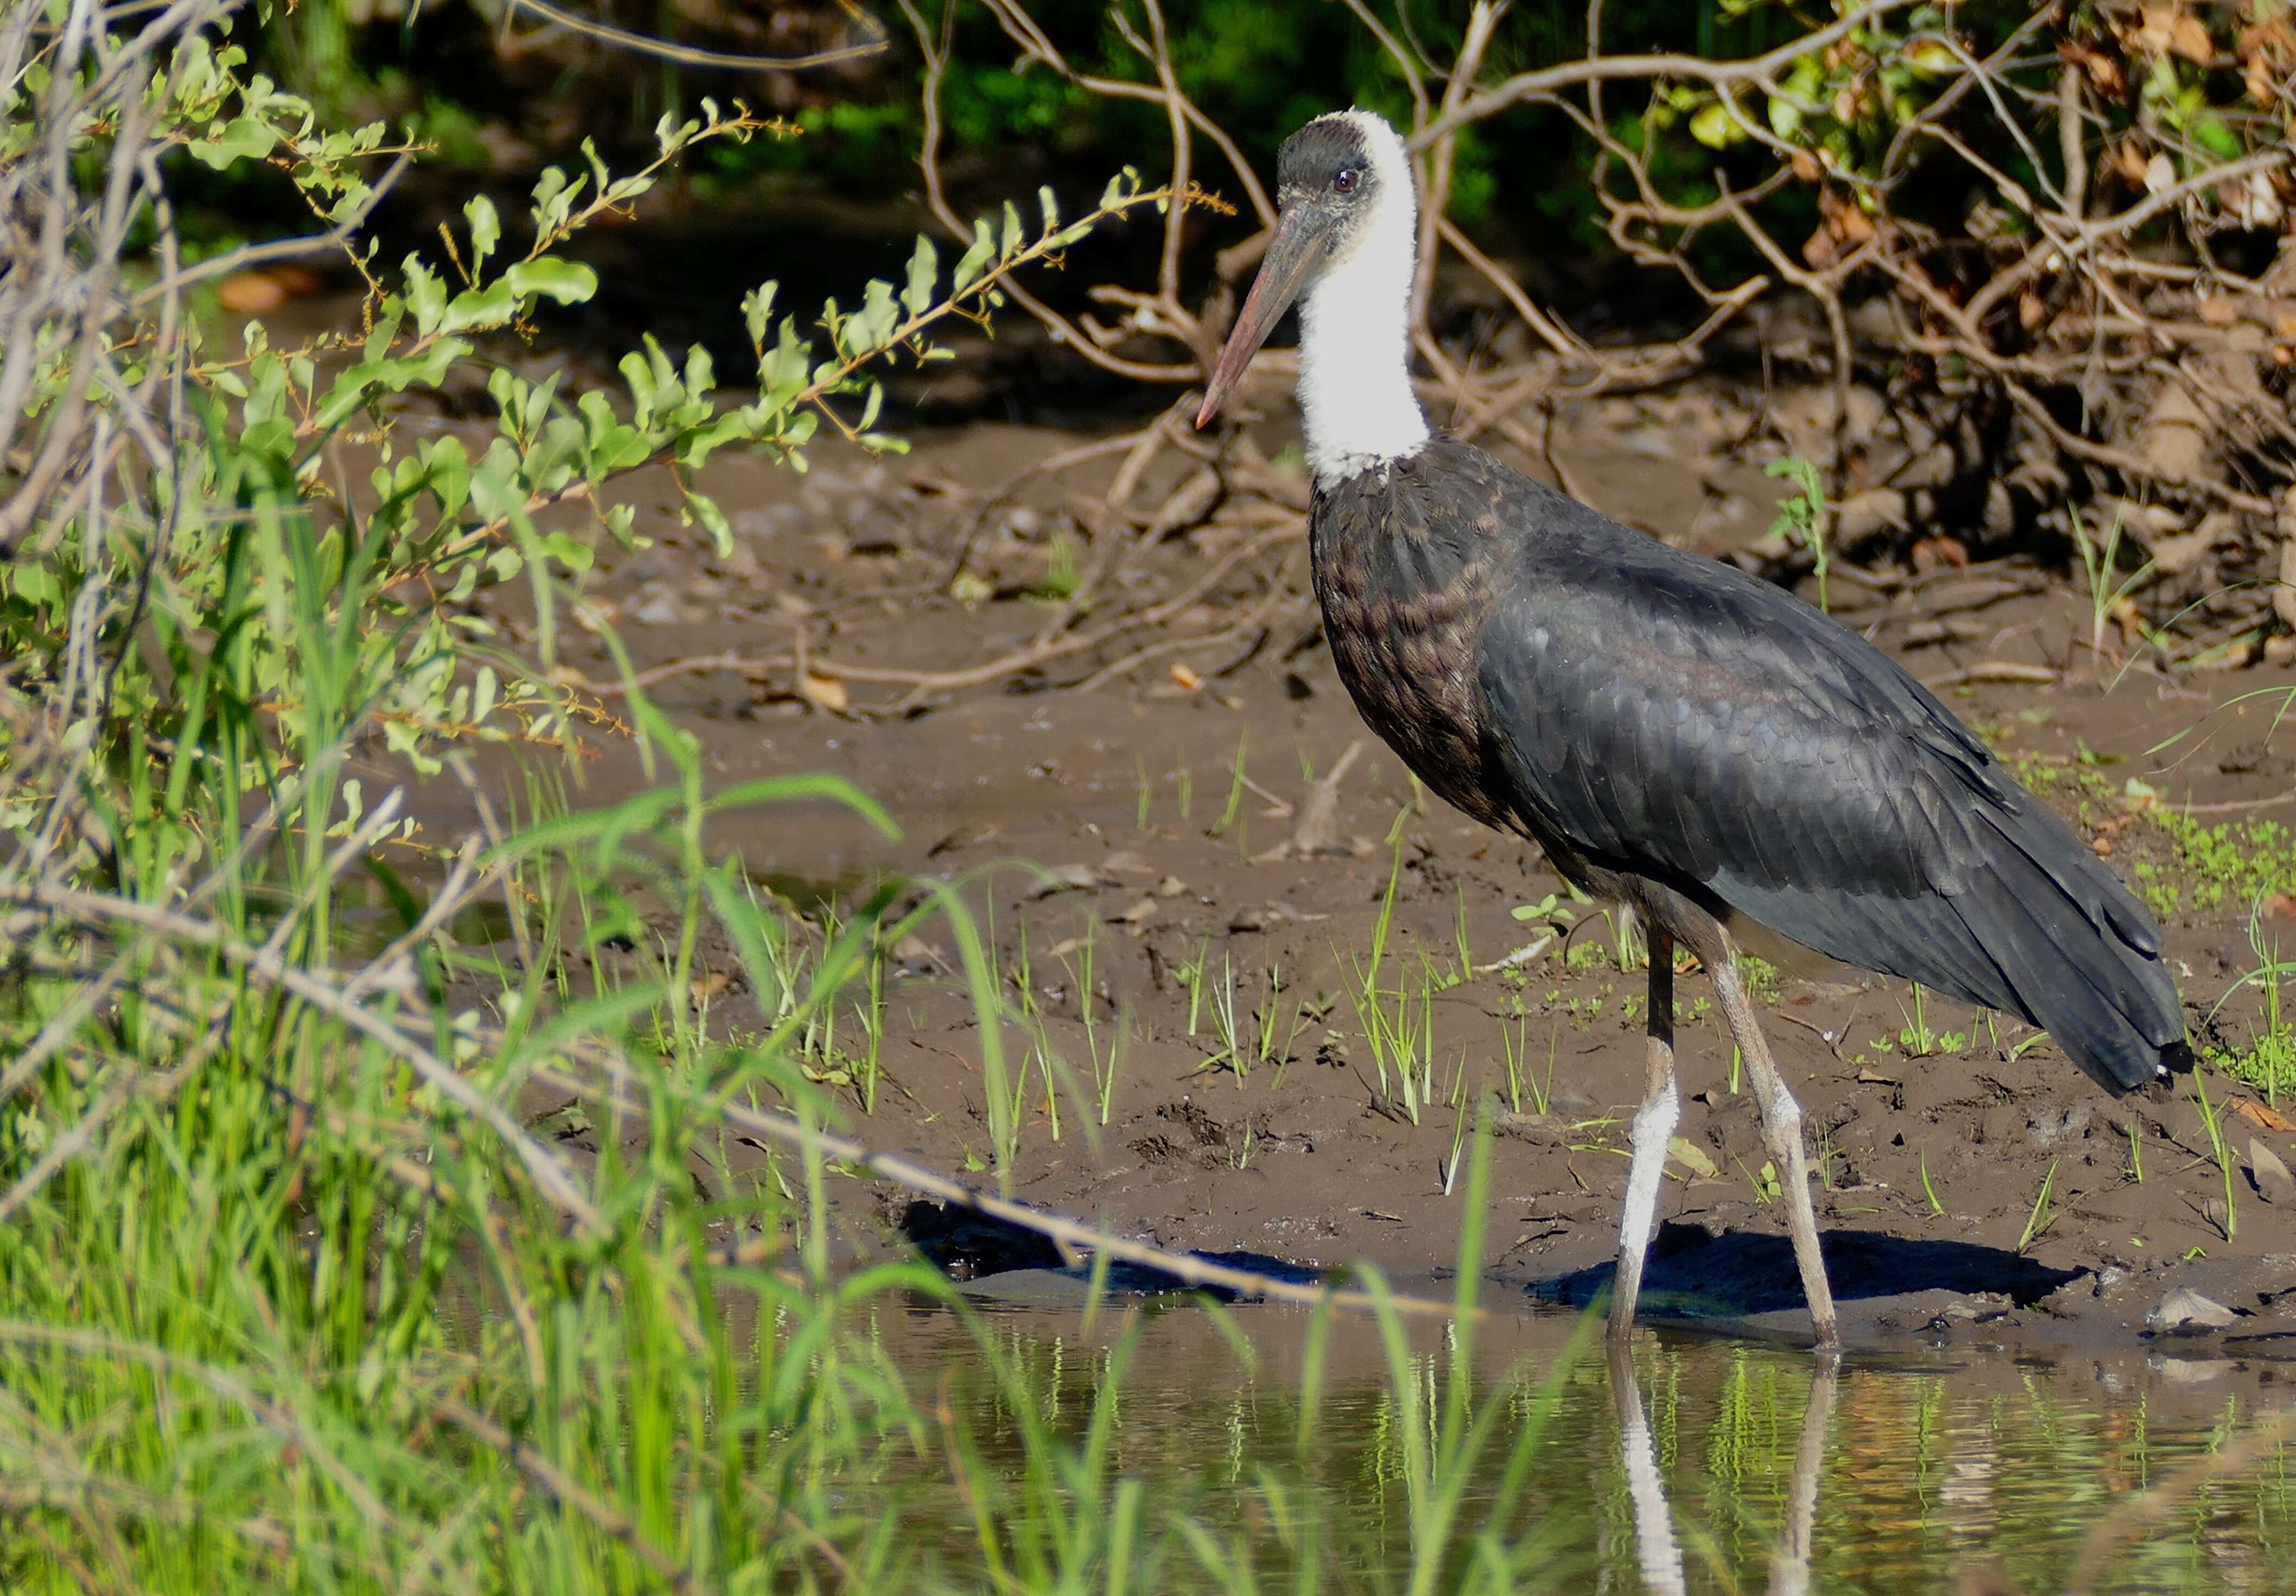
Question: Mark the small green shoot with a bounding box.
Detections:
[2069,501,2155,666]
[2193,1069,2238,1242]
[1766,454,1829,613]
[1499,1016,1557,1116]
[2016,1158,2058,1254]
[1919,1150,1945,1216]
[1738,1158,1783,1204]
[1208,730,1249,842]
[1899,982,1936,1057]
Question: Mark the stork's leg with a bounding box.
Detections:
[1767,1350,1840,1596]
[1608,1338,1688,1596]
[1708,948,1841,1347]
[1608,930,1677,1344]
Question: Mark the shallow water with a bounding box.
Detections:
[855,1293,2296,1593]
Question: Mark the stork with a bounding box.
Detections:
[1195,110,2191,1347]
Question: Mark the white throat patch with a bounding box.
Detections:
[1295,110,1429,491]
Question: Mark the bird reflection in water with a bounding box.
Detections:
[1608,1340,1838,1596]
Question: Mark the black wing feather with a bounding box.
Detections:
[1452,463,2185,1092]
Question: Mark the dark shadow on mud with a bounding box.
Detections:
[1529,1220,2082,1319]
[898,1200,1320,1300]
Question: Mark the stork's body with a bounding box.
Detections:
[1199,110,2191,1347]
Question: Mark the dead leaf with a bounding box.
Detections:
[926,823,997,858]
[2229,1095,2296,1132]
[2198,294,2240,327]
[2060,38,2125,93]
[1155,875,1189,898]
[1029,862,1107,899]
[218,271,289,314]
[1668,1136,1720,1179]
[689,970,730,1003]
[798,670,850,715]
[1109,897,1159,926]
[1099,849,1156,876]
[1229,905,1281,932]
[2111,593,2147,644]
[1823,187,1875,245]
[1169,662,1204,692]
[2018,291,2049,332]
[2254,1138,2296,1203]
[2168,10,2214,63]
[891,936,947,970]
[1911,535,1970,570]
[2196,638,2259,672]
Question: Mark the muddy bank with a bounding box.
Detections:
[413,386,2296,1347]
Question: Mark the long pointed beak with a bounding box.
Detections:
[1194,204,1327,429]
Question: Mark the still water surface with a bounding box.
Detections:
[862,1290,2296,1593]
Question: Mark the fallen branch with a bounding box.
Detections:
[531,1065,1467,1319]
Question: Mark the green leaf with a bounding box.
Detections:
[403,257,447,336]
[953,220,996,294]
[439,279,517,334]
[468,440,526,521]
[619,349,662,427]
[1100,167,1140,208]
[853,278,901,354]
[743,282,778,348]
[188,115,274,170]
[11,562,58,606]
[902,236,938,316]
[1689,99,1739,150]
[505,257,599,306]
[423,435,471,517]
[687,490,733,556]
[465,194,500,274]
[539,531,594,573]
[1767,96,1802,141]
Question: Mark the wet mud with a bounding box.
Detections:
[410,380,2296,1350]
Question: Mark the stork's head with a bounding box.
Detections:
[1196,110,1416,429]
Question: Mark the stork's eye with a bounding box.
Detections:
[1333,166,1360,195]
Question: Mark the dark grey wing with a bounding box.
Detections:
[1473,489,2184,1091]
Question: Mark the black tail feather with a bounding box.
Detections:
[1949,803,2187,1095]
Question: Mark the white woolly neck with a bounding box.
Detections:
[1295,111,1429,491]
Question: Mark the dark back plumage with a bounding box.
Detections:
[1313,438,2190,1093]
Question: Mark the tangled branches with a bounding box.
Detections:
[788,0,2296,707]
